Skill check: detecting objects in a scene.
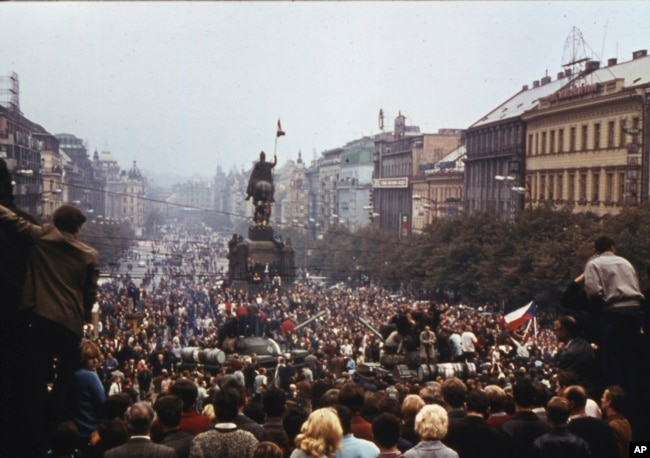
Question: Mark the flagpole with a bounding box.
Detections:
[274,133,278,158]
[521,319,533,344]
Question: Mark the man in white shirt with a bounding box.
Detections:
[460,325,478,362]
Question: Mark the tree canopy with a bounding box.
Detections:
[301,204,650,312]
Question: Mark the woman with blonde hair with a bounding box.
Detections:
[404,404,458,458]
[401,394,425,445]
[290,407,342,458]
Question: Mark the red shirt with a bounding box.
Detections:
[150,411,211,441]
[281,320,295,335]
[179,411,212,436]
[350,415,374,442]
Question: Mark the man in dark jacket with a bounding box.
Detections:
[444,389,511,458]
[500,378,548,458]
[553,315,601,398]
[105,402,176,458]
[565,385,618,458]
[532,396,591,458]
[154,395,193,458]
[0,202,99,454]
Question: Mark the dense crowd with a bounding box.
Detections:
[1,203,648,457]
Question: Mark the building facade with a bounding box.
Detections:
[105,161,146,235]
[56,133,105,218]
[318,146,343,232]
[411,145,465,232]
[0,104,43,216]
[373,113,462,236]
[464,73,568,221]
[522,50,650,215]
[33,127,63,218]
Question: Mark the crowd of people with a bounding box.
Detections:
[1,159,648,457]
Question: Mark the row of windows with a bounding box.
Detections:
[528,117,641,155]
[530,169,637,204]
[466,125,522,152]
[381,159,412,178]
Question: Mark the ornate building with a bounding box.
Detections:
[105,160,146,236]
[0,104,43,216]
[522,50,650,215]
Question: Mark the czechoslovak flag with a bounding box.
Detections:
[503,301,536,331]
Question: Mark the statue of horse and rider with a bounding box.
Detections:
[246,151,277,226]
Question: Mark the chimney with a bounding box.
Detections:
[557,71,565,79]
[565,68,572,77]
[632,49,648,60]
[533,80,540,88]
[522,84,529,91]
[585,60,601,72]
[541,76,552,85]
[607,58,618,66]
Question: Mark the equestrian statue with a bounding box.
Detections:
[246,150,276,226]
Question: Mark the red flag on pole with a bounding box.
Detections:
[276,119,285,137]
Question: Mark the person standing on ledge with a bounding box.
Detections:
[0,203,99,454]
[582,235,645,434]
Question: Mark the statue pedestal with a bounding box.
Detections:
[248,225,274,242]
[228,224,295,289]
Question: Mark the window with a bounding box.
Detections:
[570,127,576,152]
[528,134,533,155]
[549,175,555,200]
[550,130,556,154]
[541,132,547,154]
[579,173,587,201]
[608,121,615,148]
[632,117,640,145]
[535,133,539,155]
[618,172,626,202]
[592,173,599,202]
[568,174,575,202]
[594,123,601,149]
[582,125,589,150]
[606,173,614,202]
[558,129,564,153]
[557,174,563,201]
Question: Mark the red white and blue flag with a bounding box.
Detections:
[503,301,536,331]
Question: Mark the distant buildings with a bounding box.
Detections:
[1,74,147,234]
[465,49,650,221]
[2,47,648,246]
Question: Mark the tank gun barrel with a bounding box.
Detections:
[294,310,327,331]
[357,316,384,341]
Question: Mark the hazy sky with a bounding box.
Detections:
[2,2,649,178]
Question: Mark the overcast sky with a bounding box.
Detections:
[2,2,649,178]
